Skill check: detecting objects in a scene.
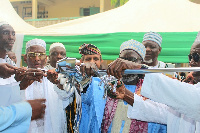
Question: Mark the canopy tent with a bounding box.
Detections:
[3,0,200,63]
[21,0,200,63]
[0,0,36,33]
[24,0,200,35]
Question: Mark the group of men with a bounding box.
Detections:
[1,21,200,133]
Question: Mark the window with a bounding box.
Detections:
[23,7,32,18]
[80,7,100,16]
[83,8,90,16]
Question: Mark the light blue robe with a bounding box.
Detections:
[0,101,32,133]
[79,77,106,133]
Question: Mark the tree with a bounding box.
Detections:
[111,0,129,7]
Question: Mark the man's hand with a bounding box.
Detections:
[108,81,134,105]
[115,81,126,99]
[0,63,17,79]
[47,69,59,84]
[27,99,46,120]
[107,81,126,99]
[15,67,27,82]
[107,58,141,79]
[78,62,97,77]
[19,69,45,90]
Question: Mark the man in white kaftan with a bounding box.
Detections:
[0,22,46,133]
[127,73,200,133]
[22,39,66,133]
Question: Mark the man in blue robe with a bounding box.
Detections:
[78,43,106,133]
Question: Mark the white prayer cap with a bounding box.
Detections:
[49,42,66,52]
[0,21,9,27]
[26,38,46,50]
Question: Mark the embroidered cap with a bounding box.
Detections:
[143,31,162,47]
[49,42,66,52]
[26,38,46,50]
[120,39,146,60]
[79,43,101,56]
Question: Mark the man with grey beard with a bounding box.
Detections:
[141,31,168,132]
[142,31,168,68]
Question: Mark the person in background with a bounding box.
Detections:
[45,42,66,70]
[7,51,17,64]
[141,31,167,132]
[142,31,168,68]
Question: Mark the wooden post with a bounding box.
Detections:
[32,0,37,26]
[100,0,105,13]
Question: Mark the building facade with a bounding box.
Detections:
[10,0,114,27]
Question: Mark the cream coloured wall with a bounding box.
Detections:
[46,0,114,18]
[10,0,114,19]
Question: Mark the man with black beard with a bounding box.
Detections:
[101,39,149,133]
[142,31,168,68]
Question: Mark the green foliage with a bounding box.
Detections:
[111,0,129,7]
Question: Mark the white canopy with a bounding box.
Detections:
[0,0,36,66]
[24,0,200,36]
[0,0,36,33]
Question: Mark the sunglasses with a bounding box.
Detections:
[27,52,46,60]
[119,57,143,63]
[188,53,200,62]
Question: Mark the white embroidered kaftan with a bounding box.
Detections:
[25,77,66,133]
[127,73,200,133]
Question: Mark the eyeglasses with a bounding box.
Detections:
[27,52,46,60]
[119,57,143,63]
[188,53,200,62]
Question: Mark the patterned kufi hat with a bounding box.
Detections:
[143,31,162,47]
[49,42,66,51]
[26,38,46,50]
[120,39,146,60]
[79,43,101,56]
